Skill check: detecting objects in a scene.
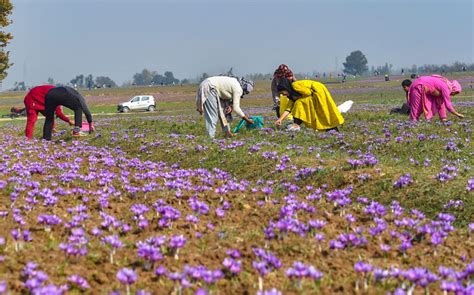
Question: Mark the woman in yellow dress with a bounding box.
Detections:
[274,78,344,131]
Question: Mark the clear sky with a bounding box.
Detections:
[2,0,473,88]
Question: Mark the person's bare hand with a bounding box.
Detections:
[275,119,282,126]
[89,122,95,134]
[225,106,233,114]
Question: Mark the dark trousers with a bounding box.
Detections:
[43,87,83,140]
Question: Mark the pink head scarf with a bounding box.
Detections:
[431,75,462,94]
[450,80,462,93]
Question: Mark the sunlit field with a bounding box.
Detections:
[0,74,472,294]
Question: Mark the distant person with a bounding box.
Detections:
[23,85,73,139]
[384,74,390,81]
[271,64,296,118]
[401,75,464,122]
[401,69,404,75]
[43,86,94,140]
[196,76,255,138]
[275,78,344,131]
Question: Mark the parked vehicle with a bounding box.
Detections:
[117,95,156,113]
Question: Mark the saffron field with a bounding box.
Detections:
[0,75,472,294]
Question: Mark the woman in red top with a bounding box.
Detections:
[24,85,73,139]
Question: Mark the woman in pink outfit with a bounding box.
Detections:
[401,75,464,122]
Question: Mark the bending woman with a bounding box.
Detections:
[196,76,255,138]
[43,86,94,140]
[401,75,463,122]
[275,78,344,131]
[24,85,73,139]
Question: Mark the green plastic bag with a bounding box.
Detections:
[233,116,264,133]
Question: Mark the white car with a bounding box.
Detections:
[118,95,156,112]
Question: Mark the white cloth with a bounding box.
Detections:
[202,76,245,118]
[196,79,230,137]
[337,100,354,113]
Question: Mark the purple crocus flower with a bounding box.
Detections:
[467,178,474,191]
[257,288,282,295]
[354,261,373,273]
[469,223,474,233]
[0,281,6,293]
[223,257,242,275]
[116,268,137,295]
[393,173,413,188]
[154,265,167,277]
[169,235,186,249]
[67,274,90,290]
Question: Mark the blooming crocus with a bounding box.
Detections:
[252,248,281,290]
[223,257,242,275]
[354,261,372,290]
[257,289,282,295]
[68,274,90,290]
[469,223,474,238]
[102,235,124,264]
[11,229,22,251]
[393,173,413,188]
[226,249,241,258]
[215,207,225,218]
[169,235,186,260]
[286,262,323,289]
[154,265,167,277]
[0,281,6,293]
[137,241,163,270]
[379,243,391,252]
[467,178,474,192]
[116,268,137,295]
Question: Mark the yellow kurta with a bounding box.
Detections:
[285,80,344,130]
[279,94,293,121]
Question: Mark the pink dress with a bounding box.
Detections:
[407,76,456,121]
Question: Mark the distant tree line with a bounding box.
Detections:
[409,62,473,74]
[9,59,473,91]
[132,69,183,86]
[70,74,116,89]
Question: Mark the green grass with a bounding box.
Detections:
[0,75,472,224]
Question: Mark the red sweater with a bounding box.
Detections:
[24,85,55,110]
[24,85,71,138]
[24,85,70,120]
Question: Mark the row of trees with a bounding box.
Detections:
[343,50,473,76]
[70,74,116,89]
[132,69,180,86]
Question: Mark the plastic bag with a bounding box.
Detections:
[233,116,264,133]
